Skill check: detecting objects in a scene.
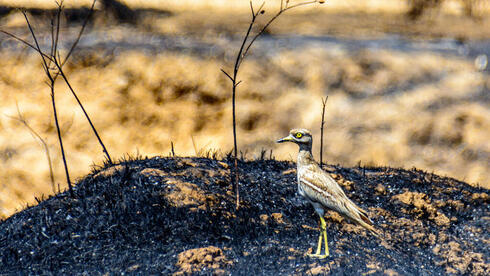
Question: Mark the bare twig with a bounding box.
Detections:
[61,0,97,68]
[4,1,112,164]
[319,96,328,167]
[23,12,51,76]
[0,30,54,61]
[53,2,62,64]
[240,0,320,64]
[49,17,56,68]
[171,141,175,157]
[0,0,107,196]
[221,0,324,210]
[53,62,113,164]
[55,1,113,164]
[22,10,74,197]
[220,69,233,81]
[7,104,56,194]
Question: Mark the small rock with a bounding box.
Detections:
[218,161,229,169]
[471,193,488,201]
[375,183,386,194]
[384,269,399,276]
[308,266,329,275]
[271,213,285,224]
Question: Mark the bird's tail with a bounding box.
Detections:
[345,199,379,238]
[357,209,379,238]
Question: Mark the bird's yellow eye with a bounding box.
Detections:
[295,133,303,138]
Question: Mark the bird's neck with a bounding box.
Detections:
[297,145,314,166]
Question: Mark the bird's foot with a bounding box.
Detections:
[307,252,329,259]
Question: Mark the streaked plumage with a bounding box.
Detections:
[277,128,377,258]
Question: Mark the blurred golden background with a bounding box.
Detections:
[0,0,489,218]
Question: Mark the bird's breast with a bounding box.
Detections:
[296,166,306,197]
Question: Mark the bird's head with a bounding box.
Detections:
[276,128,313,149]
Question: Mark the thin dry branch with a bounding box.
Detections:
[54,1,113,164]
[171,141,175,157]
[0,0,107,196]
[320,96,328,167]
[220,69,233,81]
[3,1,112,165]
[240,0,321,64]
[53,63,113,164]
[221,0,324,210]
[22,10,74,196]
[53,2,62,64]
[23,12,51,78]
[6,104,56,194]
[61,0,97,68]
[0,30,54,61]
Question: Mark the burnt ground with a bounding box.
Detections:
[0,156,488,275]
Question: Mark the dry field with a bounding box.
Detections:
[0,0,489,218]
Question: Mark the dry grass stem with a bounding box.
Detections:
[6,104,56,194]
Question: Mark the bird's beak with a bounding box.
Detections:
[277,135,294,143]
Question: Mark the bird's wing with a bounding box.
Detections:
[299,163,349,213]
[299,163,378,236]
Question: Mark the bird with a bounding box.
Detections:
[277,128,378,258]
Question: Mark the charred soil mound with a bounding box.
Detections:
[0,157,488,274]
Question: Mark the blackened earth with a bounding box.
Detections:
[0,157,488,275]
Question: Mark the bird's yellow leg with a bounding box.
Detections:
[308,216,329,259]
[314,230,323,255]
[320,216,329,257]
